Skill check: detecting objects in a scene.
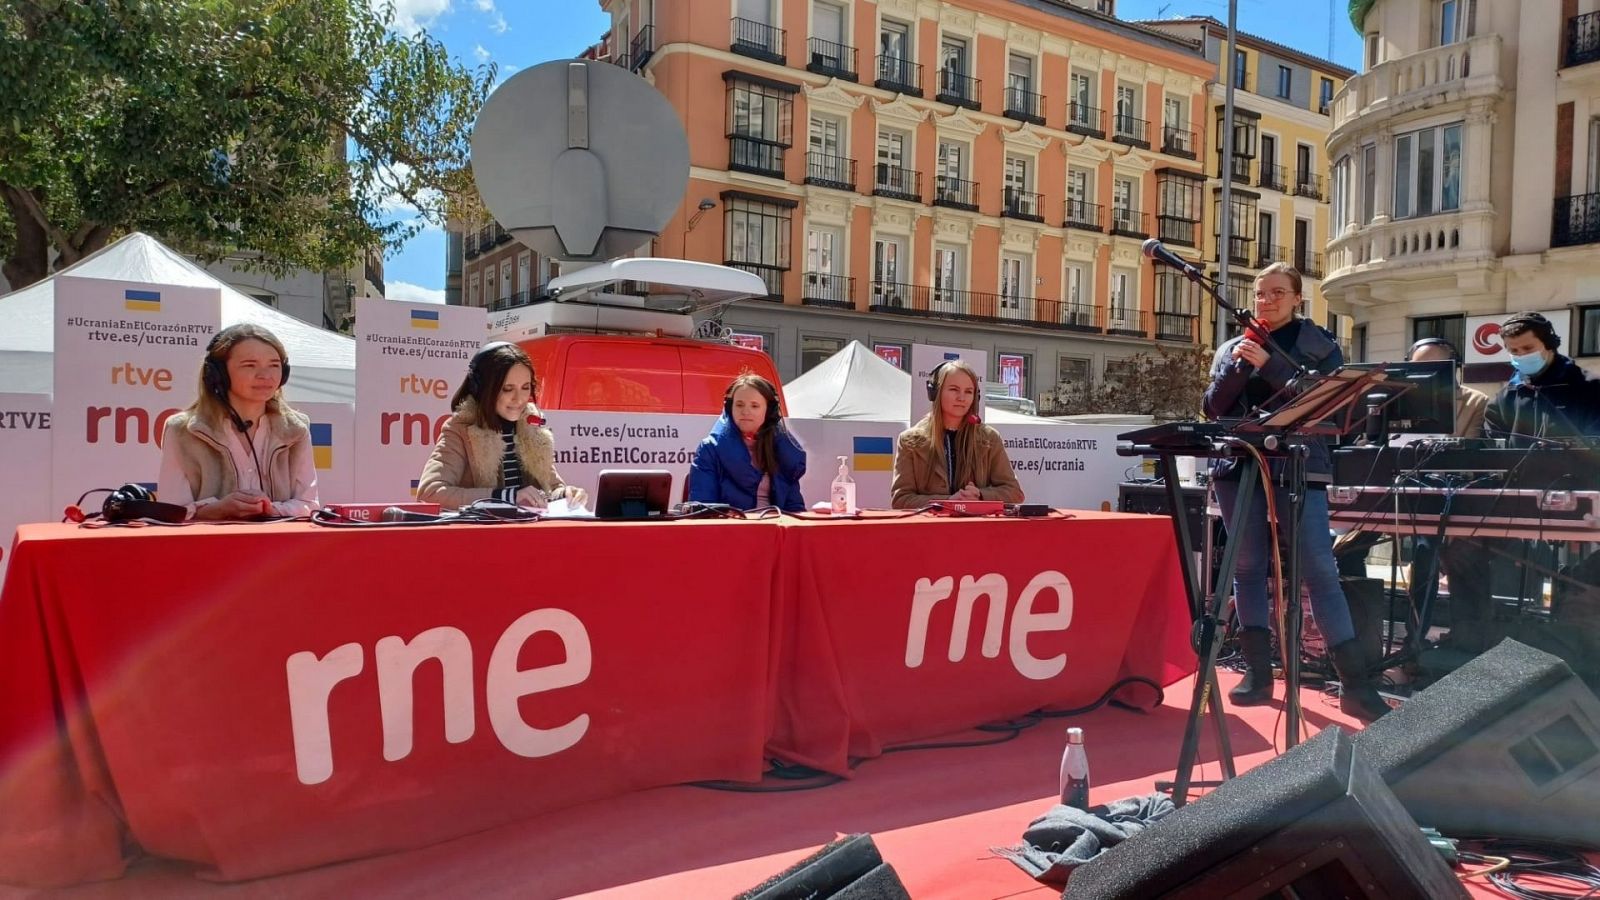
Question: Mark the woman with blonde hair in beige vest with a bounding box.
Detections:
[890,359,1024,509]
[159,323,319,520]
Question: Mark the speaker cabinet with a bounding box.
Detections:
[1066,728,1465,899]
[735,833,910,900]
[1352,638,1600,846]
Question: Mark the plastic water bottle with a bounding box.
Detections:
[1059,727,1090,810]
[830,455,856,515]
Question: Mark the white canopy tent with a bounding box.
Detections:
[783,340,1063,425]
[0,233,356,403]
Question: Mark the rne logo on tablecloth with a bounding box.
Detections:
[904,571,1074,680]
[283,608,594,785]
[123,289,161,312]
[310,423,333,470]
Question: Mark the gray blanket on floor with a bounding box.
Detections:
[996,793,1176,886]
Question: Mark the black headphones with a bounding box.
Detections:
[723,378,781,428]
[1502,311,1561,351]
[926,361,953,402]
[202,325,291,400]
[1406,337,1460,362]
[66,484,188,524]
[463,342,531,398]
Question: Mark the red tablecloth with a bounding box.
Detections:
[0,512,1191,887]
[767,511,1193,773]
[0,520,778,885]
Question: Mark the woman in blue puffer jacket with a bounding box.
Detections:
[688,373,806,512]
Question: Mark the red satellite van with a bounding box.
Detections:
[486,258,784,416]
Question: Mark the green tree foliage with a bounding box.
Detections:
[1044,344,1215,421]
[0,0,494,288]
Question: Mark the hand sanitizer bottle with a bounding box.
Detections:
[831,456,856,515]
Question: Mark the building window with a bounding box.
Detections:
[1070,71,1096,129]
[1156,270,1200,341]
[1319,77,1334,114]
[1392,123,1463,219]
[1112,176,1137,231]
[1057,356,1090,388]
[940,35,968,76]
[800,334,847,372]
[1331,154,1350,230]
[1577,306,1600,357]
[1366,33,1380,68]
[1214,189,1259,263]
[1233,49,1247,89]
[724,192,794,298]
[1353,323,1369,362]
[1109,268,1138,332]
[1277,65,1292,99]
[726,75,795,177]
[1360,143,1377,224]
[1412,314,1466,355]
[1000,255,1028,310]
[1589,117,1600,194]
[1438,0,1466,46]
[1157,169,1203,247]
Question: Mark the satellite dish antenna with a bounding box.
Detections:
[471,59,690,261]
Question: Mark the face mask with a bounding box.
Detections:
[1509,351,1547,377]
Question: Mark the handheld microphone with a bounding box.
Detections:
[1141,238,1203,281]
[381,506,443,523]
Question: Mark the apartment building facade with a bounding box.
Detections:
[1324,0,1600,376]
[1141,18,1353,352]
[498,0,1209,403]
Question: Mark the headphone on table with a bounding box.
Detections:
[65,484,187,524]
[463,342,532,398]
[203,325,290,433]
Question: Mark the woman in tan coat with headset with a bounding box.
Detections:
[890,359,1024,509]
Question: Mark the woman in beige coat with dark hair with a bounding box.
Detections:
[417,342,587,510]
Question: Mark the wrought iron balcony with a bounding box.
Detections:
[1294,170,1325,201]
[1155,311,1199,343]
[1110,208,1149,239]
[1220,155,1253,185]
[1004,85,1045,125]
[1214,236,1254,267]
[1112,113,1149,149]
[1295,249,1325,279]
[873,164,921,202]
[630,25,654,70]
[933,175,978,211]
[725,261,785,301]
[728,135,786,178]
[806,37,857,80]
[869,279,924,311]
[1258,163,1287,192]
[1067,102,1106,139]
[1003,187,1043,222]
[1553,192,1600,248]
[876,56,922,96]
[936,69,981,110]
[1106,308,1150,338]
[1064,199,1104,232]
[801,272,854,309]
[805,152,856,191]
[464,232,479,258]
[1157,215,1199,248]
[1567,10,1600,68]
[1056,301,1102,333]
[730,17,785,64]
[1161,125,1197,159]
[1254,243,1290,269]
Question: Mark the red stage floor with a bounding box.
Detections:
[7,672,1530,899]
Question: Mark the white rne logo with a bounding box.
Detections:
[284,607,593,786]
[905,571,1074,680]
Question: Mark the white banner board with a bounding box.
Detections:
[353,298,485,501]
[1466,309,1571,364]
[790,418,900,509]
[1001,424,1128,511]
[543,410,717,502]
[51,276,220,510]
[295,402,355,505]
[908,344,988,423]
[0,393,54,583]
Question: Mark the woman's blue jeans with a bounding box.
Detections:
[1212,478,1355,648]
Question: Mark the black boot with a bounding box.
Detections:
[1330,639,1390,723]
[1230,627,1275,706]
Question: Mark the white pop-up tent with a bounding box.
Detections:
[784,339,1062,425]
[0,233,356,403]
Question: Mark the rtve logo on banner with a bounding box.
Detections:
[284,608,593,785]
[905,571,1074,681]
[89,362,181,444]
[382,373,455,446]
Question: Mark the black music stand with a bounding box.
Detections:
[1122,366,1391,807]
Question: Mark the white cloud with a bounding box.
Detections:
[387,280,447,304]
[473,43,491,62]
[376,0,452,35]
[472,0,508,33]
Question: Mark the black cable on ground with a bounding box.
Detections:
[1458,839,1600,900]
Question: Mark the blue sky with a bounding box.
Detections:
[381,0,1361,304]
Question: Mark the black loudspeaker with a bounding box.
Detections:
[1116,481,1209,543]
[1341,576,1387,669]
[1066,728,1466,899]
[1351,638,1600,846]
[735,833,910,900]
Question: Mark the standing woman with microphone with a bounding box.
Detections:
[1202,262,1388,722]
[417,342,586,510]
[159,323,319,520]
[890,360,1023,509]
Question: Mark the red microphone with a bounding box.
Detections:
[1244,317,1272,345]
[966,413,981,425]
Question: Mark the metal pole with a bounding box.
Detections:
[1218,0,1240,315]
